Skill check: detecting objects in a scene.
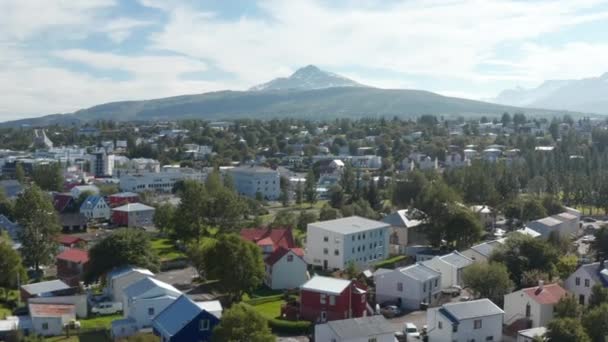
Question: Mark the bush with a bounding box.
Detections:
[268,318,312,334]
[374,255,408,269]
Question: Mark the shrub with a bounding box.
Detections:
[268,318,312,334]
[374,255,408,269]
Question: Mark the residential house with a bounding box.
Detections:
[56,248,89,286]
[56,235,86,250]
[299,276,368,323]
[52,193,77,213]
[306,216,390,271]
[119,168,206,193]
[240,228,308,290]
[29,303,75,337]
[59,213,88,232]
[106,266,155,302]
[112,277,181,339]
[504,282,567,329]
[470,205,493,228]
[422,251,473,289]
[382,209,427,254]
[0,214,20,242]
[20,280,73,302]
[564,261,608,306]
[516,227,542,239]
[374,263,441,310]
[70,185,99,199]
[107,192,140,208]
[152,295,222,342]
[228,166,281,200]
[112,203,155,227]
[0,180,23,199]
[79,195,111,221]
[461,239,504,263]
[426,299,504,342]
[517,327,547,342]
[527,211,580,239]
[314,315,395,342]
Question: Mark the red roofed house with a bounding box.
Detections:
[56,248,89,286]
[504,281,567,329]
[57,235,86,250]
[107,192,140,208]
[240,228,308,290]
[295,275,368,323]
[52,193,76,213]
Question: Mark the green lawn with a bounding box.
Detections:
[80,314,122,331]
[150,238,187,262]
[252,299,283,320]
[45,330,110,342]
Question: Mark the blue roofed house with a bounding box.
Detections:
[79,195,110,221]
[564,261,608,306]
[0,180,23,199]
[153,295,222,342]
[0,214,21,243]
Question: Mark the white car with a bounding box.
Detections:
[91,302,122,315]
[404,322,421,340]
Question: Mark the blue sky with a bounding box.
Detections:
[2,0,608,120]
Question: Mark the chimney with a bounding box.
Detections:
[538,280,544,292]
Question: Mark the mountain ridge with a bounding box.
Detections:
[249,65,364,91]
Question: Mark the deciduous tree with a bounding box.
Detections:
[212,303,274,342]
[462,262,513,306]
[546,318,590,342]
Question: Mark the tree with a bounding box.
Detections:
[85,229,159,283]
[31,163,64,192]
[556,254,578,280]
[297,211,317,231]
[153,203,175,234]
[546,318,590,342]
[271,211,297,229]
[15,163,25,184]
[426,204,482,249]
[328,185,345,209]
[212,303,274,342]
[320,204,341,221]
[173,180,208,243]
[279,186,290,207]
[98,183,120,196]
[462,262,513,306]
[555,294,583,318]
[294,182,303,205]
[0,236,27,300]
[14,185,61,272]
[591,226,608,262]
[345,261,359,279]
[490,233,559,287]
[366,179,381,210]
[304,169,317,205]
[0,188,13,218]
[582,303,608,342]
[522,198,548,222]
[191,234,264,304]
[340,163,355,194]
[589,284,608,308]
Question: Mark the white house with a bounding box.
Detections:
[265,247,308,290]
[504,282,567,329]
[306,216,390,271]
[527,212,579,239]
[314,315,396,342]
[70,185,99,199]
[374,263,441,310]
[119,169,206,193]
[422,251,473,289]
[29,303,76,337]
[111,277,181,339]
[517,327,547,342]
[426,299,504,342]
[228,166,280,200]
[79,195,110,220]
[106,266,154,302]
[564,261,608,306]
[461,239,504,263]
[382,209,426,254]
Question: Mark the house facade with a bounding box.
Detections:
[314,315,395,342]
[107,192,140,208]
[461,239,504,263]
[306,216,390,271]
[299,276,367,323]
[422,251,473,289]
[106,267,155,302]
[374,263,441,310]
[56,248,89,286]
[79,195,111,220]
[112,203,155,227]
[564,261,608,306]
[228,166,281,200]
[152,295,222,342]
[527,211,580,239]
[382,209,426,254]
[504,282,567,329]
[29,303,76,337]
[426,299,504,342]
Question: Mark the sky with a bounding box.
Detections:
[2,0,608,121]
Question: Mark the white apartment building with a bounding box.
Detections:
[306,216,390,270]
[119,168,206,193]
[228,166,280,200]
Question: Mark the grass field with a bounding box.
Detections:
[253,299,283,320]
[150,238,187,262]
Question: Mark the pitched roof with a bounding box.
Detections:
[153,295,212,338]
[324,315,395,339]
[579,262,608,286]
[265,247,304,266]
[124,277,181,300]
[112,202,155,212]
[439,299,504,322]
[382,209,425,228]
[80,195,104,210]
[21,280,70,295]
[52,193,74,213]
[399,263,440,282]
[240,228,296,250]
[56,235,85,246]
[0,214,20,240]
[29,303,75,317]
[109,192,139,198]
[532,216,562,227]
[439,251,473,269]
[107,266,154,281]
[555,212,577,221]
[522,283,567,305]
[301,276,352,295]
[196,300,223,319]
[0,180,23,198]
[56,248,89,264]
[310,216,389,234]
[469,240,503,257]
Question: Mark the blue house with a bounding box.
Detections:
[152,295,222,342]
[79,195,110,220]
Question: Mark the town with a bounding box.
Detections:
[0,115,607,342]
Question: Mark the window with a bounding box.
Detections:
[525,303,531,318]
[434,279,438,287]
[486,337,494,341]
[352,236,355,241]
[423,283,426,292]
[329,295,336,306]
[334,249,340,256]
[368,338,378,342]
[42,323,49,330]
[474,319,482,329]
[397,282,403,292]
[321,311,327,321]
[363,233,366,239]
[200,319,210,331]
[324,236,329,242]
[452,324,458,333]
[352,247,355,253]
[438,321,443,329]
[579,294,585,305]
[585,279,590,287]
[287,255,294,262]
[320,294,327,304]
[148,307,155,316]
[323,248,328,255]
[576,277,580,286]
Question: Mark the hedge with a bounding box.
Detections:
[268,318,312,334]
[245,294,285,306]
[374,255,408,269]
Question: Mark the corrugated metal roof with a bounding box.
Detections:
[440,252,473,269]
[325,316,394,338]
[301,276,351,295]
[470,240,503,257]
[29,303,75,317]
[21,280,70,295]
[124,277,181,300]
[399,263,440,282]
[440,299,503,321]
[310,216,388,234]
[153,295,205,337]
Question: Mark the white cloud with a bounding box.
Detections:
[102,18,153,43]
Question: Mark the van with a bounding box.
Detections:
[91,302,123,315]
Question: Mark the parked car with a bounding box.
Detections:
[583,217,597,223]
[381,305,401,318]
[91,301,123,315]
[404,322,421,340]
[582,235,596,243]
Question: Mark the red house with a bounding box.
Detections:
[299,275,368,323]
[107,192,140,208]
[56,235,87,249]
[56,248,89,286]
[240,227,296,255]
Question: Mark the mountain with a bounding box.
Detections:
[493,72,608,114]
[249,65,364,91]
[2,66,575,127]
